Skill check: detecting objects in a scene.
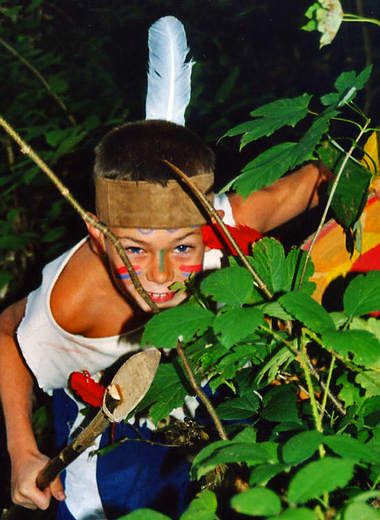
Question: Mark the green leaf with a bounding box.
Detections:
[282,431,323,465]
[213,307,264,348]
[262,301,293,321]
[261,385,299,423]
[268,508,317,520]
[249,463,288,485]
[192,441,271,480]
[251,238,287,293]
[322,330,380,367]
[344,503,380,520]
[118,510,171,520]
[233,142,298,196]
[142,305,214,349]
[231,487,281,516]
[216,393,260,420]
[344,272,380,318]
[288,458,354,504]
[324,434,378,464]
[292,112,335,165]
[201,266,253,305]
[0,270,12,289]
[0,234,29,250]
[224,94,311,147]
[279,292,335,333]
[42,227,66,243]
[355,371,380,398]
[284,248,315,295]
[180,490,218,520]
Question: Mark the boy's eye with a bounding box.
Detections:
[126,246,144,254]
[174,244,193,254]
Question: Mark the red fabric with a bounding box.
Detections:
[69,370,106,407]
[202,223,262,255]
[349,245,380,317]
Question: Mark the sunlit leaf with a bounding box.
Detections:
[344,503,380,520]
[249,463,287,485]
[267,509,317,520]
[231,487,281,516]
[201,266,253,305]
[323,329,380,367]
[180,490,218,520]
[355,371,380,398]
[288,458,354,503]
[213,306,264,348]
[344,272,380,318]
[280,291,335,333]
[282,431,323,465]
[324,434,378,463]
[251,238,287,293]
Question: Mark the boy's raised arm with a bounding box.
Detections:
[228,161,331,233]
[0,299,65,509]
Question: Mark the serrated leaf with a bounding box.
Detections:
[261,385,299,423]
[201,266,253,305]
[180,490,218,520]
[142,305,214,349]
[285,248,315,294]
[213,307,264,348]
[344,503,380,520]
[231,487,281,516]
[322,330,380,367]
[119,510,171,520]
[344,272,380,318]
[192,441,271,480]
[292,112,335,165]
[324,434,378,463]
[355,371,380,397]
[280,292,335,333]
[267,508,317,520]
[251,238,287,293]
[233,142,297,196]
[288,457,354,504]
[249,463,288,485]
[262,301,293,320]
[216,393,259,420]
[282,431,323,465]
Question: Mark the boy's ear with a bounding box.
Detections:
[85,213,106,255]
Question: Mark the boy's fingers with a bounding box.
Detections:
[50,475,66,501]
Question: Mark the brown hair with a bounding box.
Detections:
[94,119,215,186]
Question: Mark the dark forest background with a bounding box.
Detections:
[0,0,379,516]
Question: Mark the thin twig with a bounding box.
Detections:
[176,342,228,441]
[0,38,77,126]
[163,159,273,299]
[0,115,158,313]
[298,119,370,288]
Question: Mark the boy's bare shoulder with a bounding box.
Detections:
[50,240,123,336]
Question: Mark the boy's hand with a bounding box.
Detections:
[11,449,65,509]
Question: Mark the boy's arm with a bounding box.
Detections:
[0,299,65,509]
[228,162,331,233]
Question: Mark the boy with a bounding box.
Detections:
[0,119,329,519]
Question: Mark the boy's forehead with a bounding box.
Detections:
[110,225,201,237]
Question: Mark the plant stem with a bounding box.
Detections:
[176,342,228,441]
[0,38,77,126]
[320,356,336,423]
[163,159,272,299]
[343,14,380,27]
[299,334,323,434]
[0,115,158,313]
[298,119,370,288]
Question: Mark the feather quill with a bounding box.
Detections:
[146,16,193,125]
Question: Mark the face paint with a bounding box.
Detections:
[137,229,154,235]
[179,264,203,278]
[159,249,166,273]
[116,265,142,279]
[165,229,178,233]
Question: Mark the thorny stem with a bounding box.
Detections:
[176,342,228,441]
[0,115,158,313]
[163,159,273,299]
[0,38,77,126]
[298,119,370,288]
[320,356,336,423]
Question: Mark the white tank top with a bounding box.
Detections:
[17,194,235,394]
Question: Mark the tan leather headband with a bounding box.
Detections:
[95,173,214,228]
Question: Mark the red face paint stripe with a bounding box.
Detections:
[116,265,141,275]
[179,264,203,273]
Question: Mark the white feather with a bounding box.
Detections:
[145,16,194,126]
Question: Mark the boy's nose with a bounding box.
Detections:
[146,251,174,284]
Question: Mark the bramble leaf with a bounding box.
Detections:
[324,434,378,463]
[322,330,380,367]
[279,291,335,333]
[282,431,323,465]
[344,502,380,520]
[213,306,264,348]
[344,272,380,318]
[142,305,214,349]
[355,371,380,398]
[251,238,287,293]
[180,490,218,520]
[249,463,288,486]
[285,248,315,294]
[261,385,299,423]
[231,487,281,516]
[215,393,260,420]
[288,458,354,504]
[267,509,317,520]
[201,266,253,305]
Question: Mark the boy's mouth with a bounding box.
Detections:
[148,291,176,303]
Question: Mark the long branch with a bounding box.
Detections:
[176,342,228,441]
[298,119,370,288]
[163,160,273,299]
[0,115,158,313]
[0,38,77,126]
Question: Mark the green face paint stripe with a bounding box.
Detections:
[159,249,166,272]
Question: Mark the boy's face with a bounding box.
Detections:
[104,225,206,311]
